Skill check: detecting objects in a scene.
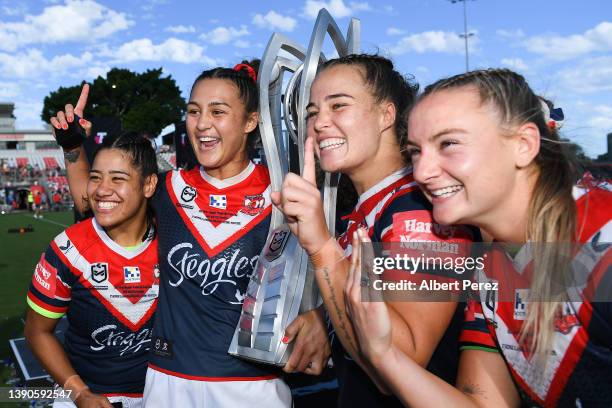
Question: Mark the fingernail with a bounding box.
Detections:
[62,124,68,130]
[79,119,86,126]
[281,336,289,344]
[67,116,73,122]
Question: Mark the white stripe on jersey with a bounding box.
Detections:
[53,231,158,326]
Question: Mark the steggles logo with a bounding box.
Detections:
[166,242,258,304]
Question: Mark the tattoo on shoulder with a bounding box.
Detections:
[460,381,486,397]
[322,267,358,352]
[64,149,80,163]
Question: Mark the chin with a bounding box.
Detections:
[432,207,463,226]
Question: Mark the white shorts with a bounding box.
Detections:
[143,366,292,408]
[53,394,142,408]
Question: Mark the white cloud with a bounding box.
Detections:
[0,81,20,99]
[234,40,250,49]
[500,58,529,72]
[587,105,612,130]
[523,21,612,60]
[14,100,45,130]
[253,11,297,32]
[0,0,133,52]
[556,56,612,94]
[0,49,93,78]
[386,27,405,36]
[389,31,477,55]
[165,25,196,34]
[303,0,370,19]
[200,25,249,45]
[496,29,525,39]
[105,38,216,65]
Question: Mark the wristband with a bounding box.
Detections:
[55,115,86,151]
[63,374,89,402]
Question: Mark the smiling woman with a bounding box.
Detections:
[24,132,160,408]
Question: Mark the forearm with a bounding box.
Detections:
[372,346,482,408]
[311,240,390,392]
[26,330,81,387]
[63,146,89,214]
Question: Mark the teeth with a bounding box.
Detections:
[431,185,463,197]
[98,201,118,210]
[199,137,218,142]
[319,138,345,150]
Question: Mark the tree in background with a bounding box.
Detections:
[41,68,184,137]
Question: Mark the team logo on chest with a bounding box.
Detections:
[240,194,265,216]
[91,262,108,283]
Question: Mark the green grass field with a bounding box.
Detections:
[0,210,74,406]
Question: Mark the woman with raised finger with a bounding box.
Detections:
[271,54,478,407]
[344,69,612,407]
[25,133,159,408]
[52,61,330,408]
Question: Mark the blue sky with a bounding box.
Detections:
[1,0,610,157]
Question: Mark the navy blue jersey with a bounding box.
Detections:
[333,168,475,408]
[149,162,280,380]
[27,218,159,396]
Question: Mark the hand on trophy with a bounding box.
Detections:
[282,307,330,375]
[271,137,331,256]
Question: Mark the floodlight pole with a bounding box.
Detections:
[450,0,475,72]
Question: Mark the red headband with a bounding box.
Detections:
[233,63,257,82]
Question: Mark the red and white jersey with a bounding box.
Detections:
[460,185,612,407]
[27,218,159,395]
[333,167,477,408]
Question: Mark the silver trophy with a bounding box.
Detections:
[228,8,360,365]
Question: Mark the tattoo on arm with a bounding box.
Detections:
[322,267,358,352]
[460,381,486,398]
[63,149,80,163]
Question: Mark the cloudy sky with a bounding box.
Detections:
[1,0,610,157]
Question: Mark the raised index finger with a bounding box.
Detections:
[74,83,89,117]
[302,136,316,186]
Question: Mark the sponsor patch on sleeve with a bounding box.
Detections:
[33,253,57,298]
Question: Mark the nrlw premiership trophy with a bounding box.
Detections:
[228,8,360,365]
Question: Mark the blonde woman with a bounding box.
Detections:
[345,69,611,407]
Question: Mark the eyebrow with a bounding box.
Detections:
[406,128,468,146]
[187,101,231,109]
[306,93,355,110]
[90,169,131,176]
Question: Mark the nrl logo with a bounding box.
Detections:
[181,186,197,202]
[265,228,290,262]
[91,262,108,284]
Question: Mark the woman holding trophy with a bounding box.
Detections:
[271,54,478,407]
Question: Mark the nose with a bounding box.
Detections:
[312,109,331,133]
[412,148,441,185]
[196,112,212,132]
[94,177,114,197]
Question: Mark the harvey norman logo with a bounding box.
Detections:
[403,218,458,238]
